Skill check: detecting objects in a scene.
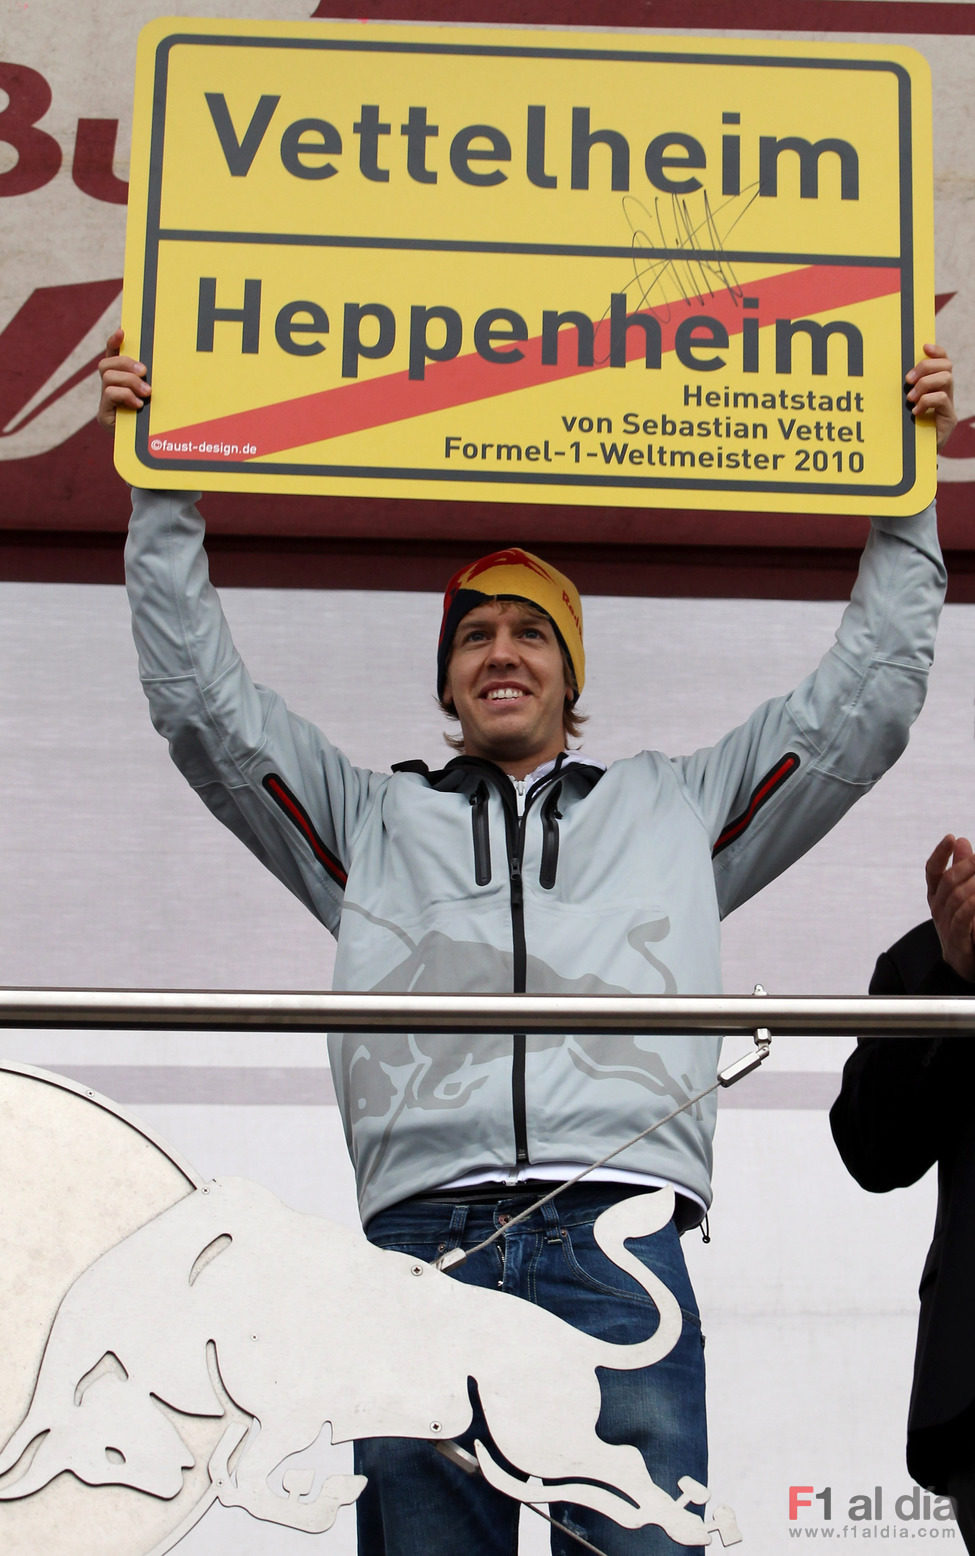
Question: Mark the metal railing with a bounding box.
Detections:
[1,988,974,1034]
[2,985,970,1556]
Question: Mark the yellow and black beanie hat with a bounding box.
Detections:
[437,548,585,703]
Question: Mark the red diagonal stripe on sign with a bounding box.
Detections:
[151,263,900,460]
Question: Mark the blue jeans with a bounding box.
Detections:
[354,1184,707,1555]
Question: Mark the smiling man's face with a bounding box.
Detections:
[442,599,572,777]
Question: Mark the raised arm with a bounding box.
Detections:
[99,334,383,934]
[687,348,953,916]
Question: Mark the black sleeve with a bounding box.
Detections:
[829,922,975,1192]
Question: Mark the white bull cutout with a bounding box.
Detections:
[0,1177,740,1546]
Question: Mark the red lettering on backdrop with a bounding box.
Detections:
[0,63,62,196]
[0,280,122,437]
[72,119,128,205]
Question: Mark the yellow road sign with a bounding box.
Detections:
[117,19,935,514]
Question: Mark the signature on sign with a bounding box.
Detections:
[620,185,762,317]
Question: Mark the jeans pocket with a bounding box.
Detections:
[558,1216,701,1325]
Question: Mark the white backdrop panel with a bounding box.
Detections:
[1,575,970,1552]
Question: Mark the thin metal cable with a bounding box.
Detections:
[438,1032,770,1269]
[443,1074,723,1266]
[525,1499,613,1554]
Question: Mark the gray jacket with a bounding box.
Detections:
[126,489,945,1226]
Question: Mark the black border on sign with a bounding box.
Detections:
[134,31,918,499]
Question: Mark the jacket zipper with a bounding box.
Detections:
[469,781,492,885]
[504,799,530,1165]
[539,783,563,891]
[502,767,564,1166]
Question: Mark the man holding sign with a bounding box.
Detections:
[100,338,953,1554]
